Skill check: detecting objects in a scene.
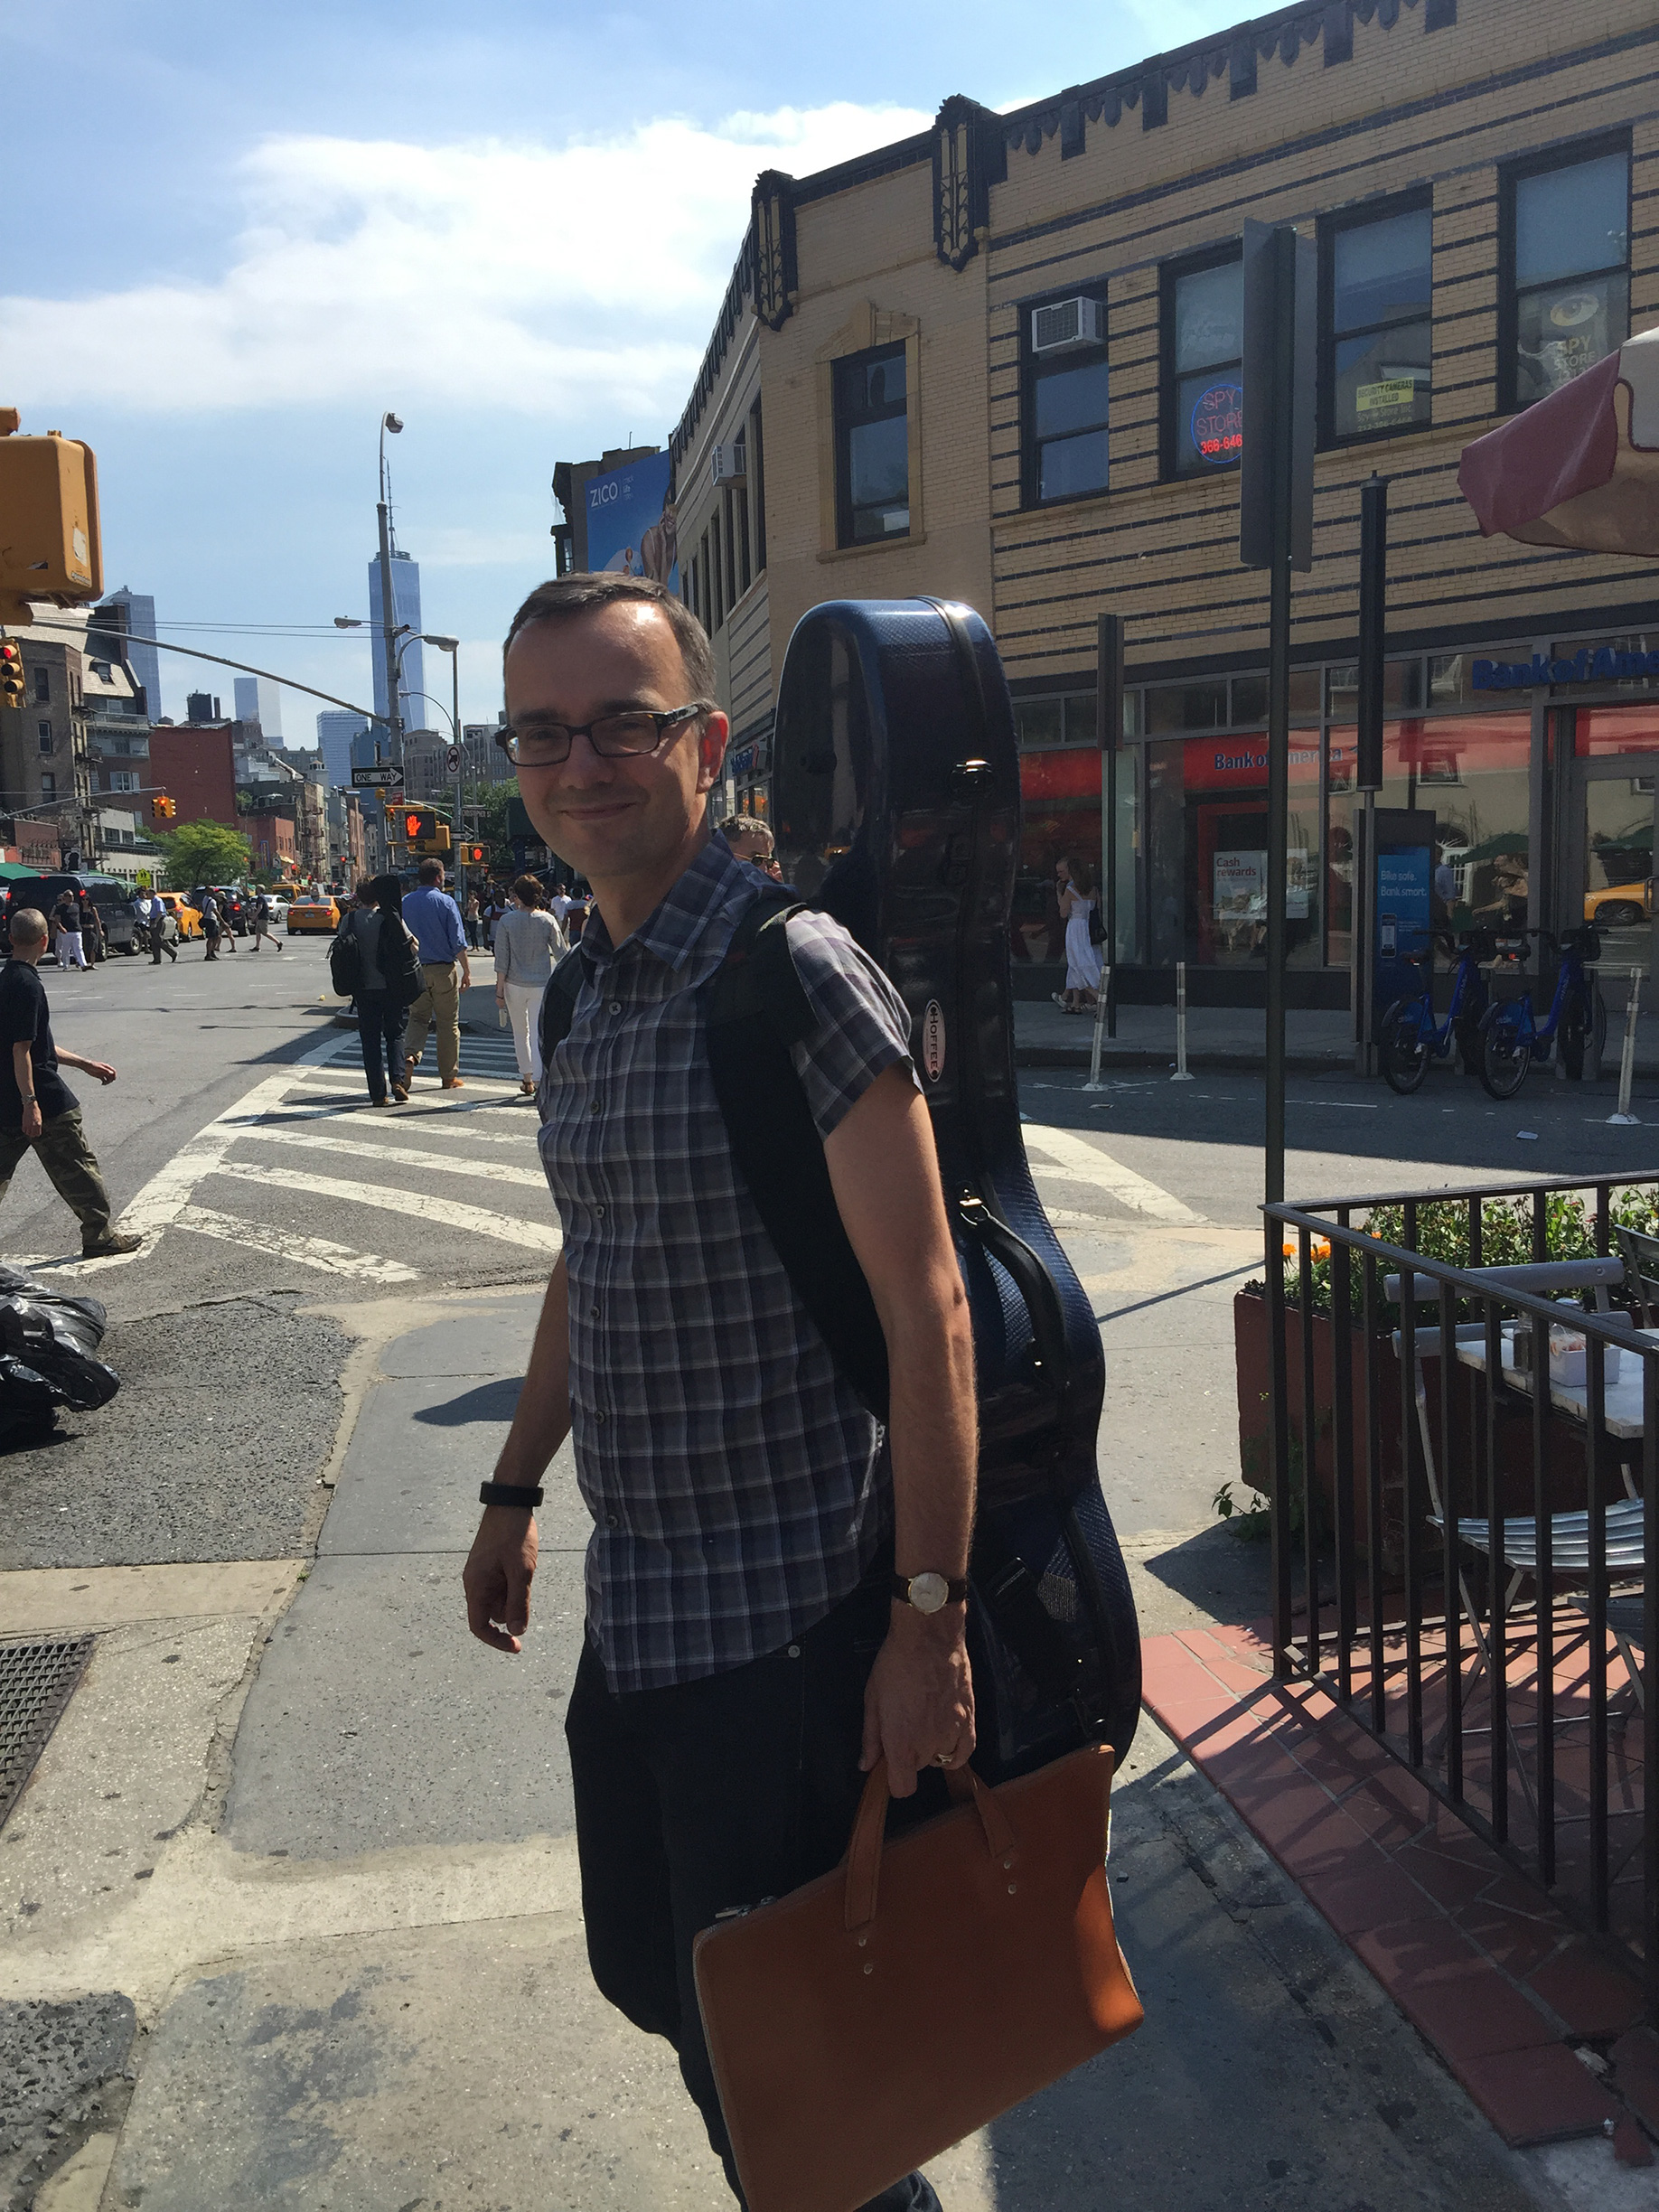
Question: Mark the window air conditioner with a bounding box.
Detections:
[710,438,747,486]
[1031,297,1104,354]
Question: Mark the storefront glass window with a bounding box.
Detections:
[1428,648,1539,709]
[1142,731,1324,969]
[1575,706,1659,756]
[1145,680,1227,734]
[1229,670,1322,726]
[1326,658,1424,717]
[1355,714,1533,933]
[1013,746,1139,969]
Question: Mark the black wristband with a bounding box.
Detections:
[479,1482,543,1509]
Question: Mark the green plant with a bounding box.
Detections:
[152,819,253,890]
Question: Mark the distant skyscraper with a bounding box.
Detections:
[233,675,284,736]
[368,549,425,737]
[316,710,370,788]
[96,587,160,719]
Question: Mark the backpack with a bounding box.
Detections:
[538,886,1110,1760]
[328,917,362,998]
[379,917,424,1007]
[1087,902,1106,947]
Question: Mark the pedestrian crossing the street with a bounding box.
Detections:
[21,1026,559,1289]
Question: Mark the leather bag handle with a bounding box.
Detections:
[844,1760,1017,1934]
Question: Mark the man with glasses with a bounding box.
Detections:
[462,573,975,2211]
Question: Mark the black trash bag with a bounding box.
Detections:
[0,1266,119,1412]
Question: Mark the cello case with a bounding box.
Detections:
[772,596,1140,1778]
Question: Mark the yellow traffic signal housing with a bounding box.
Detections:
[0,412,102,624]
[0,639,23,708]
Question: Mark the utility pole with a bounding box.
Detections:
[377,412,406,828]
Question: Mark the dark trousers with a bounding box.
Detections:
[355,989,407,1101]
[565,1577,943,2212]
[0,1106,113,1242]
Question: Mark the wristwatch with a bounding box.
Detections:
[891,1570,969,1616]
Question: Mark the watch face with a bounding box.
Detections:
[908,1571,949,1616]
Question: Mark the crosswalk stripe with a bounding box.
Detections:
[245,1101,539,1147]
[1023,1124,1204,1227]
[244,1124,548,1187]
[209,1159,562,1252]
[299,1066,527,1098]
[89,1033,356,1270]
[173,1204,421,1283]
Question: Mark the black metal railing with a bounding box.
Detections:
[1262,1172,1659,2008]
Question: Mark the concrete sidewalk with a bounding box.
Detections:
[1,1289,1611,2212]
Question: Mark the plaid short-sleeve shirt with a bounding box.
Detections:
[538,836,917,1693]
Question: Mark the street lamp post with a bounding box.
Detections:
[376,412,405,776]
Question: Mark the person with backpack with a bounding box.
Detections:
[333,876,421,1106]
[250,892,284,952]
[462,572,974,2212]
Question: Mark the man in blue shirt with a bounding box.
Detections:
[400,858,473,1089]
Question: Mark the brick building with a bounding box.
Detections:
[148,722,238,830]
[666,0,1659,1008]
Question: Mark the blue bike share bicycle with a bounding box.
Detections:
[1377,928,1495,1094]
[1478,923,1607,1100]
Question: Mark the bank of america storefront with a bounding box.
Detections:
[1012,624,1659,1011]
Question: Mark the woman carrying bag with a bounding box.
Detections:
[492,874,566,1095]
[333,876,424,1107]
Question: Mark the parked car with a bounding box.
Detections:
[287,895,341,934]
[2,872,140,956]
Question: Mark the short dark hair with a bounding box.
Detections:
[417,857,445,886]
[502,573,717,707]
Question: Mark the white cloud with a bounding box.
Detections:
[1,100,931,418]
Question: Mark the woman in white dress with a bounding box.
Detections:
[1052,854,1101,1013]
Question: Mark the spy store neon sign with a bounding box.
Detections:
[1192,381,1243,464]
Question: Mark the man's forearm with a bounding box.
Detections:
[494,1255,573,1483]
[12,1041,34,1099]
[884,1282,977,1576]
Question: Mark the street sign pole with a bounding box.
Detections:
[1097,613,1123,1043]
[1354,473,1389,1074]
[1241,219,1317,1211]
[1242,219,1316,1685]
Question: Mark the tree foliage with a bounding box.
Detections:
[152,819,253,891]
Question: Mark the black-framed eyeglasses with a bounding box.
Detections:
[495,702,708,767]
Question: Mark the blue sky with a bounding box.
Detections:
[4,0,1237,735]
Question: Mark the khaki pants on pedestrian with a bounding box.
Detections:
[402,961,462,1083]
[0,1107,114,1246]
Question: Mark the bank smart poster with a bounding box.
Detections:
[585,453,679,595]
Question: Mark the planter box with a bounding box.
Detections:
[1233,1289,1591,1567]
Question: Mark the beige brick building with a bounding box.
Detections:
[669,0,1659,1008]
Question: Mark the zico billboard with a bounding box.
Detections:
[585,452,678,595]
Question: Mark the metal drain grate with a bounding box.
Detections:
[0,1636,95,1827]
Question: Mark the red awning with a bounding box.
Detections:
[1457,327,1659,555]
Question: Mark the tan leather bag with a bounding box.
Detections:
[692,1741,1142,2212]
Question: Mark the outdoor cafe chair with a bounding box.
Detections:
[1385,1259,1646,1796]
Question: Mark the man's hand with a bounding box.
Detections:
[83,1060,117,1086]
[860,1606,975,1799]
[21,1101,42,1142]
[463,1505,539,1654]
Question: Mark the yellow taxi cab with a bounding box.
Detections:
[287,895,341,934]
[1585,877,1653,929]
[155,892,202,940]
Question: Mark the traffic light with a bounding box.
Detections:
[0,640,22,708]
[150,795,176,822]
[401,808,452,856]
[462,843,486,865]
[0,412,102,623]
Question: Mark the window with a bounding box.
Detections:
[1163,249,1242,476]
[32,668,49,703]
[109,770,139,792]
[1321,200,1432,442]
[37,721,52,752]
[1026,294,1110,502]
[748,397,766,574]
[723,487,738,607]
[1502,140,1630,412]
[709,511,724,631]
[834,342,909,545]
[734,477,751,597]
[40,773,54,797]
